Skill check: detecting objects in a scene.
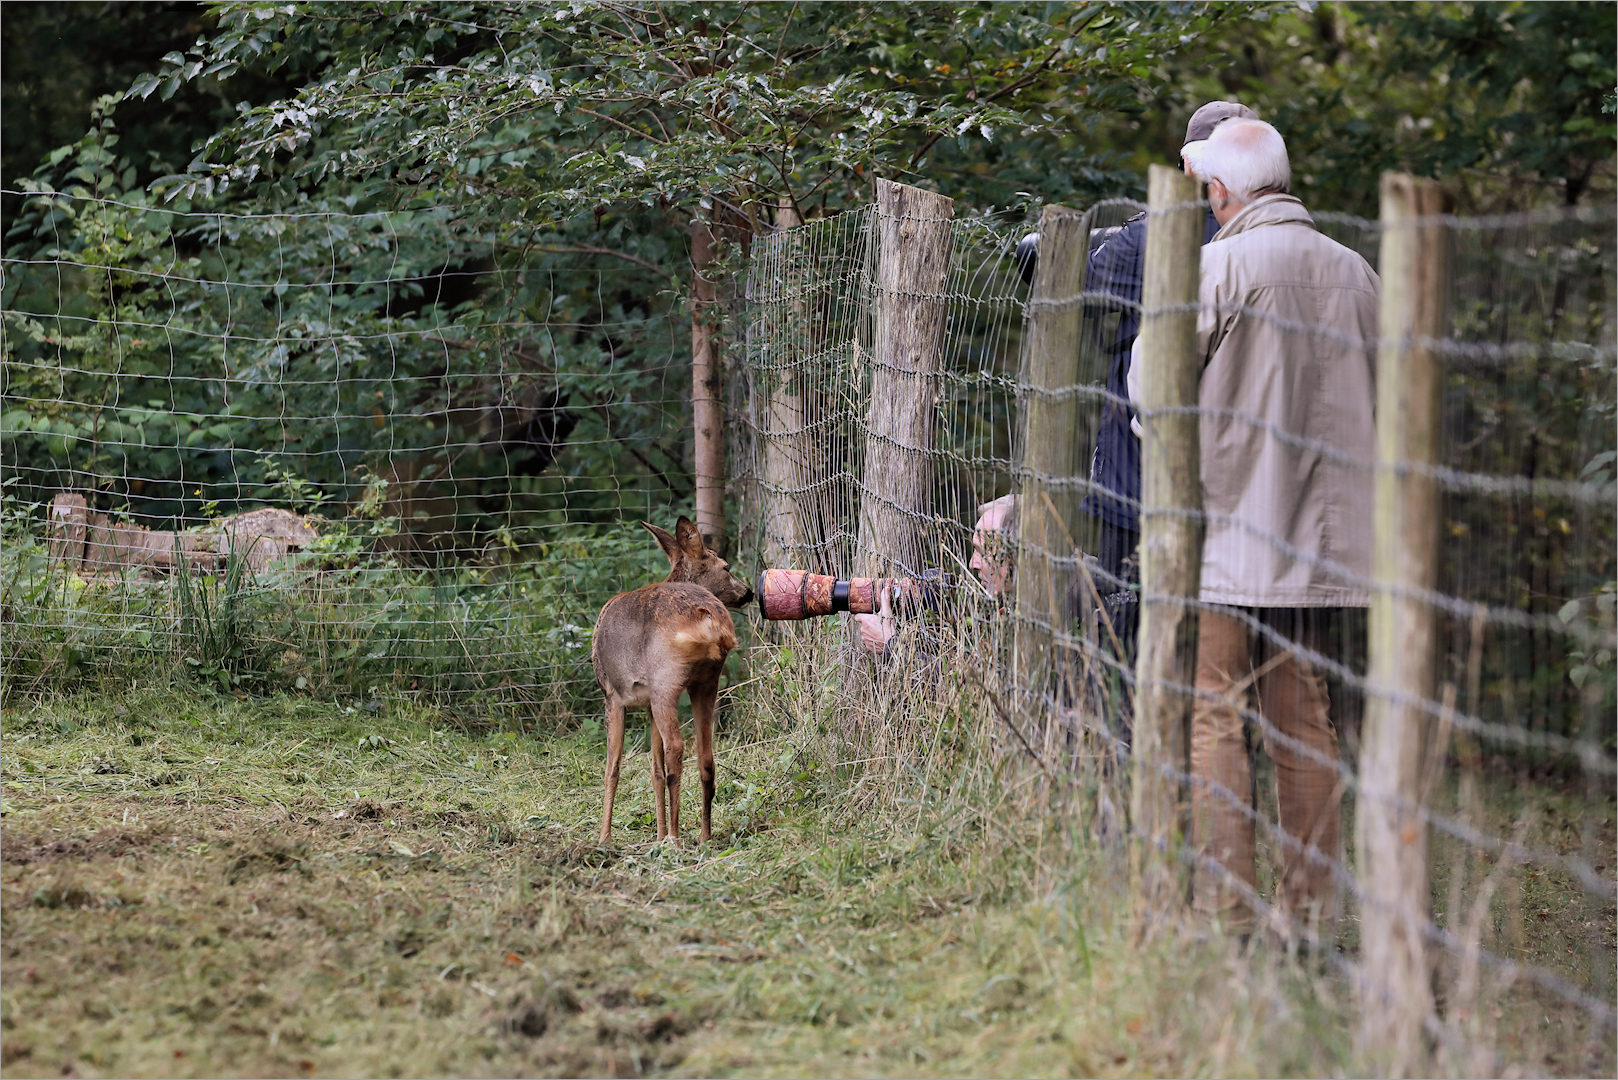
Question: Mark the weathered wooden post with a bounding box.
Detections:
[1357,171,1450,1075]
[692,217,727,554]
[47,493,90,568]
[1015,204,1090,700]
[762,199,805,569]
[1131,164,1205,896]
[855,179,954,577]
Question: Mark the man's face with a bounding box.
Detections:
[969,506,1015,597]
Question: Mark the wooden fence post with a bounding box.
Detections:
[1357,171,1450,1075]
[1015,204,1090,701]
[856,179,954,577]
[692,217,727,554]
[762,200,805,569]
[1131,164,1205,894]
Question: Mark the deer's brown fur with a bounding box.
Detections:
[592,517,752,845]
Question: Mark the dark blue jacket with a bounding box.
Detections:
[1080,209,1221,532]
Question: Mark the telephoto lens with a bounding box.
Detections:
[756,568,954,621]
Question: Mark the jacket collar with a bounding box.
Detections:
[1213,193,1315,242]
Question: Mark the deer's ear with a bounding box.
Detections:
[642,522,679,563]
[674,515,705,556]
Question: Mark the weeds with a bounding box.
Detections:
[173,540,258,693]
[0,686,1358,1079]
[1,508,673,716]
[3,670,1610,1078]
[1,570,1612,1077]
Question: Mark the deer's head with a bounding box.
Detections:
[644,517,753,608]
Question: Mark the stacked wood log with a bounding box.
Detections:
[215,506,322,570]
[46,493,320,575]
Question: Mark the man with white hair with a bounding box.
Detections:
[1164,118,1379,939]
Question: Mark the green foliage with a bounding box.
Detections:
[0,2,291,225]
[1362,2,1617,205]
[2,106,692,530]
[1150,1,1617,215]
[140,2,1255,213]
[5,2,1257,543]
[174,542,261,692]
[13,2,1607,542]
[1560,581,1617,738]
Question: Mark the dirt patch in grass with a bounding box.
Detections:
[0,689,1611,1077]
[3,798,693,1077]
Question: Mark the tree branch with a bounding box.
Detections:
[903,19,1091,173]
[576,106,669,145]
[773,2,799,67]
[530,245,670,277]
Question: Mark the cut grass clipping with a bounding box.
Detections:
[2,688,1612,1077]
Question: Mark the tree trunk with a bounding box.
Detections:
[762,198,805,569]
[691,218,727,554]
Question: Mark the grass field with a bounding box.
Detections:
[0,685,1611,1078]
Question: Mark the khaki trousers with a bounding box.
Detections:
[1191,607,1345,937]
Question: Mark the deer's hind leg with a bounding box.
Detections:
[649,689,685,845]
[599,696,627,845]
[690,671,720,844]
[649,720,668,840]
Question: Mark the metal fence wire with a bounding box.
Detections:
[2,171,1614,1071]
[1,188,701,712]
[729,179,1616,1069]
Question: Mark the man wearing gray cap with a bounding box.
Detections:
[1016,101,1256,744]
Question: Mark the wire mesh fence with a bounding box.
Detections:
[3,166,1614,1070]
[730,177,1616,1070]
[1,188,701,712]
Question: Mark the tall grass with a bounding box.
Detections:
[726,612,1614,1077]
[0,505,668,717]
[3,499,1611,1076]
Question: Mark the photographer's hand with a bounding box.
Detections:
[852,587,897,655]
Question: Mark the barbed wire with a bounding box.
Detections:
[1021,292,1617,366]
[1009,601,1618,894]
[1008,380,1616,504]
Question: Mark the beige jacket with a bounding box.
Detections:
[1130,194,1379,607]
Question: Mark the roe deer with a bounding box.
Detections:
[593,516,752,845]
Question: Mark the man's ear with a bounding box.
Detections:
[643,522,680,564]
[673,515,705,557]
